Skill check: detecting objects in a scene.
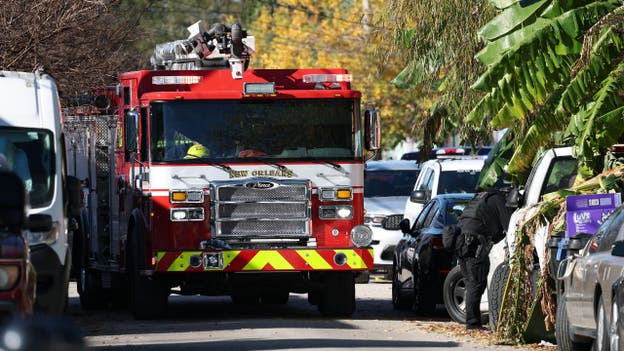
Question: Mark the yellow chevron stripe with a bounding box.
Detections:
[243,250,294,271]
[335,249,368,269]
[296,250,332,269]
[169,251,201,271]
[157,252,166,263]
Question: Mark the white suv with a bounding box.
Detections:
[403,157,485,226]
[364,160,421,275]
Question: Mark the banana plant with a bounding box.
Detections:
[469,0,621,186]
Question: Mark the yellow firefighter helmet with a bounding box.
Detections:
[184,144,210,159]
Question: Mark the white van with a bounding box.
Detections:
[0,70,82,313]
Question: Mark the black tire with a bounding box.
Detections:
[260,291,289,305]
[128,226,168,319]
[556,296,591,351]
[77,266,107,310]
[354,271,370,284]
[488,262,510,331]
[443,265,466,324]
[318,271,356,317]
[595,298,609,351]
[392,264,412,310]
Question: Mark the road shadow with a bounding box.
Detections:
[91,338,460,350]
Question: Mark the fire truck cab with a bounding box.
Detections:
[66,22,380,319]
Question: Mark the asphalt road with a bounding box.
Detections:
[66,279,533,351]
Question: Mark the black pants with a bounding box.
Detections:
[459,256,489,327]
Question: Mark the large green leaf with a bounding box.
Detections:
[478,0,550,42]
[476,18,551,66]
[473,1,618,92]
[505,88,565,179]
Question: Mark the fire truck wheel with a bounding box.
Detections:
[318,271,356,317]
[260,291,289,305]
[128,228,168,319]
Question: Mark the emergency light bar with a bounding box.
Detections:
[302,74,352,83]
[152,76,202,85]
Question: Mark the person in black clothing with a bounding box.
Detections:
[458,187,513,330]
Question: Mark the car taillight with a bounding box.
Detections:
[431,236,444,249]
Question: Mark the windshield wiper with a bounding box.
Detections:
[172,158,233,173]
[319,161,349,175]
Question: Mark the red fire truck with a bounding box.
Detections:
[65,22,379,319]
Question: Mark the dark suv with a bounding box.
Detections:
[392,193,473,314]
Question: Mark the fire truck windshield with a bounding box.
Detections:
[150,99,361,162]
[0,128,54,208]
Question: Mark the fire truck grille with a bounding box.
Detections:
[218,203,308,219]
[213,181,310,238]
[219,220,308,236]
[217,186,307,202]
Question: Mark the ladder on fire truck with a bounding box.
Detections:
[150,21,255,79]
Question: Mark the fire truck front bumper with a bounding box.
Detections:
[154,248,373,273]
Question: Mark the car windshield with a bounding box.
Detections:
[364,169,419,197]
[437,170,480,194]
[150,99,361,162]
[0,128,54,208]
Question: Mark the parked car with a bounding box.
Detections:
[557,205,624,351]
[403,157,484,225]
[611,275,624,351]
[364,160,421,278]
[392,193,473,314]
[0,171,44,320]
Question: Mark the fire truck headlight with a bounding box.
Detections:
[319,205,353,219]
[170,208,205,222]
[336,207,352,219]
[350,225,373,247]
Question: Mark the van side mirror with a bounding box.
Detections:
[66,176,84,217]
[399,218,411,234]
[613,240,624,257]
[410,190,427,203]
[364,109,381,151]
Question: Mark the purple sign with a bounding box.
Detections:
[566,193,622,236]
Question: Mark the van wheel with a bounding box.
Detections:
[488,262,510,331]
[443,265,466,323]
[318,271,355,317]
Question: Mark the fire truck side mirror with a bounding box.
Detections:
[364,109,381,151]
[124,110,139,154]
